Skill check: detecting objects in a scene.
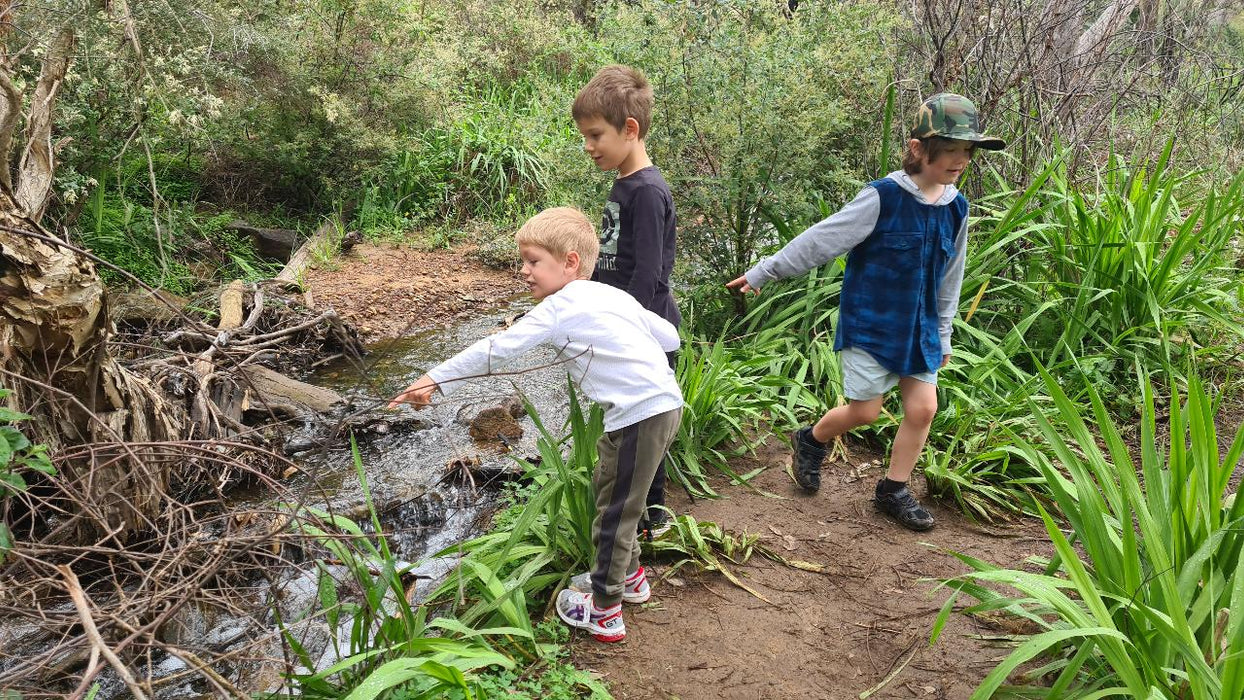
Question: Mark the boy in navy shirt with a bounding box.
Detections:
[573,65,679,535]
[727,94,1005,531]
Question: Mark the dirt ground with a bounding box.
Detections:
[303,242,524,340]
[572,440,1051,700]
[307,243,1053,700]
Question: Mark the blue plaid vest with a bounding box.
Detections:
[832,177,967,376]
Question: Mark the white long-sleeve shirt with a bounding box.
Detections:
[427,279,683,431]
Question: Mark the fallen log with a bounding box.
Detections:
[217,280,246,330]
[224,220,298,262]
[238,364,344,417]
[276,221,337,288]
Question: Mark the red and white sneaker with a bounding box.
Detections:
[568,567,651,604]
[555,589,626,642]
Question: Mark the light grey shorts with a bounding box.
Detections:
[841,346,938,401]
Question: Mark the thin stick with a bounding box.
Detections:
[857,636,920,700]
[59,565,151,700]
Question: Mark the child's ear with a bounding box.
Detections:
[564,250,581,273]
[624,117,641,140]
[908,138,925,160]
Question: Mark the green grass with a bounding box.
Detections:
[275,437,520,698]
[932,366,1244,698]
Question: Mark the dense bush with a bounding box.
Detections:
[607,0,899,285]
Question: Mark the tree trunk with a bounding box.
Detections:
[14,28,73,222]
[0,191,186,538]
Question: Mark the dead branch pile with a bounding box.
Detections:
[0,441,393,699]
[117,279,365,442]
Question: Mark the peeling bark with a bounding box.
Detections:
[0,191,185,538]
[0,70,21,193]
[14,28,73,222]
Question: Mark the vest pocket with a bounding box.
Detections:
[940,233,956,259]
[868,232,922,271]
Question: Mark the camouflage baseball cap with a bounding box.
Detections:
[910,93,1006,150]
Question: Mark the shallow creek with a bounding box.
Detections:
[2,298,575,697]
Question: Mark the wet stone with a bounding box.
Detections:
[467,401,524,444]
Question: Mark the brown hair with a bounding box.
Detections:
[902,137,975,175]
[572,65,654,139]
[514,207,599,276]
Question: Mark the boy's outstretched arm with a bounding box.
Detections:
[387,303,556,409]
[731,187,879,292]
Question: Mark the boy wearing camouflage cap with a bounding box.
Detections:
[726,93,1005,530]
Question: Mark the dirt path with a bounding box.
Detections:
[307,243,1050,699]
[571,439,1050,700]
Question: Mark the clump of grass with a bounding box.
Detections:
[933,366,1244,698]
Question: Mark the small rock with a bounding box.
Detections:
[468,407,523,444]
[283,437,315,455]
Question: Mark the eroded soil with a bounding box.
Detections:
[303,243,523,341]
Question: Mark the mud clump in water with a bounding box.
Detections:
[468,406,523,444]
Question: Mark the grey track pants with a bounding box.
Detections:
[589,407,682,608]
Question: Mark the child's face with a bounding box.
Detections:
[920,140,975,185]
[576,115,636,172]
[519,244,579,300]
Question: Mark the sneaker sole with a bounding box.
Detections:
[624,587,651,604]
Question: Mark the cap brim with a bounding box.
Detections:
[966,134,1006,150]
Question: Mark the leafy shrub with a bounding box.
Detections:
[934,367,1244,698]
[667,335,801,498]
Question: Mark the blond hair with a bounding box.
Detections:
[572,65,654,139]
[514,207,599,276]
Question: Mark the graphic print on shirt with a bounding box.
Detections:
[597,200,621,271]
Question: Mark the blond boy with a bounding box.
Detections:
[390,207,682,642]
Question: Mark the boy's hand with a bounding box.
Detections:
[941,354,951,368]
[387,374,439,409]
[726,274,759,295]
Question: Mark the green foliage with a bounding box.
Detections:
[276,437,515,698]
[0,389,55,565]
[965,144,1244,379]
[667,335,801,498]
[399,629,611,700]
[354,90,555,236]
[933,367,1244,698]
[607,0,898,285]
[76,182,279,292]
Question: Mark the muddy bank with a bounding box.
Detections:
[303,243,524,341]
